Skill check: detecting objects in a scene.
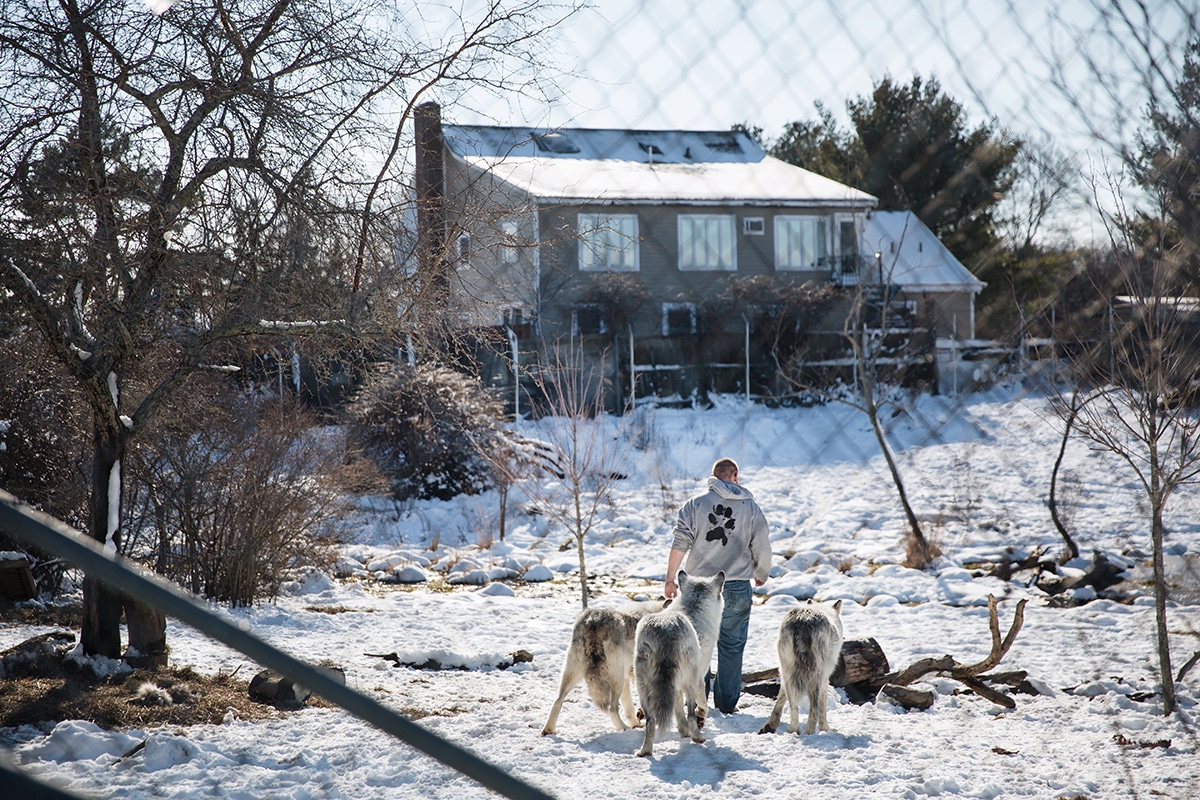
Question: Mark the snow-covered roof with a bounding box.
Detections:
[442,125,877,208]
[863,211,986,293]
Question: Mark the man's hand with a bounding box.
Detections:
[754,578,765,587]
[664,577,678,599]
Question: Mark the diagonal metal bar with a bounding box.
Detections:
[0,489,553,800]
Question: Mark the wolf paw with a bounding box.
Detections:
[757,723,776,735]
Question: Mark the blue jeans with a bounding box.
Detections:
[708,579,752,713]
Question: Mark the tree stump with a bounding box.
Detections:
[831,637,891,684]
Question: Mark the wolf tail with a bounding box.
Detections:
[581,615,621,712]
[636,641,678,730]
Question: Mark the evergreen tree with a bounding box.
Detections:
[769,75,1021,270]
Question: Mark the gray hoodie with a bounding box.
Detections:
[671,476,771,583]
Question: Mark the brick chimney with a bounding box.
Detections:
[414,101,447,292]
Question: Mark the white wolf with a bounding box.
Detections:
[541,598,668,735]
[632,570,725,757]
[759,599,844,735]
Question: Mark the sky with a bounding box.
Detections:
[517,0,1195,146]
[445,0,1198,244]
[3,383,1200,798]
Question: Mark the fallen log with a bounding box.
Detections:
[365,649,534,671]
[880,683,934,710]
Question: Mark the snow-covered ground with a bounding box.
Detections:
[3,383,1200,799]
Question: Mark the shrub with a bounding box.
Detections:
[0,334,89,595]
[125,391,347,606]
[349,364,503,500]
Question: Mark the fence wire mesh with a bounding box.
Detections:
[526,0,1198,465]
[520,0,1200,601]
[2,0,1200,795]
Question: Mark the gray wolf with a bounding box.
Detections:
[542,598,668,735]
[759,599,844,735]
[633,570,725,757]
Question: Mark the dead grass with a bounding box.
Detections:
[0,603,331,732]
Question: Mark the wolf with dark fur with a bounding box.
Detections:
[542,598,668,735]
[632,571,725,757]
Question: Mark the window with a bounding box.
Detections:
[661,302,696,336]
[501,221,520,264]
[703,134,743,153]
[678,214,736,271]
[775,216,827,270]
[835,215,860,273]
[533,131,580,154]
[572,304,607,336]
[501,306,533,338]
[578,213,639,271]
[743,217,765,235]
[456,233,470,267]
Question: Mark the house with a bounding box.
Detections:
[861,211,986,341]
[414,103,982,406]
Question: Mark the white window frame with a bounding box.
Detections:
[774,215,828,271]
[578,213,639,272]
[743,216,765,235]
[678,214,736,271]
[501,220,520,264]
[661,302,697,336]
[572,303,607,336]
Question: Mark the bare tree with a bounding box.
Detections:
[838,278,941,568]
[0,0,571,658]
[506,341,630,608]
[783,228,940,568]
[1057,175,1200,715]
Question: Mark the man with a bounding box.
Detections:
[664,457,771,714]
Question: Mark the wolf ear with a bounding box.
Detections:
[832,599,843,613]
[676,570,687,587]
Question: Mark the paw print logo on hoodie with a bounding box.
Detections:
[705,504,736,546]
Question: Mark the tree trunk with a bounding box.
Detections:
[867,401,936,566]
[1048,398,1081,562]
[82,420,124,658]
[1152,498,1176,714]
[124,595,168,669]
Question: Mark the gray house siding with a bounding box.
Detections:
[535,202,854,342]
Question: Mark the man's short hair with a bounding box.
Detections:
[712,458,739,479]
